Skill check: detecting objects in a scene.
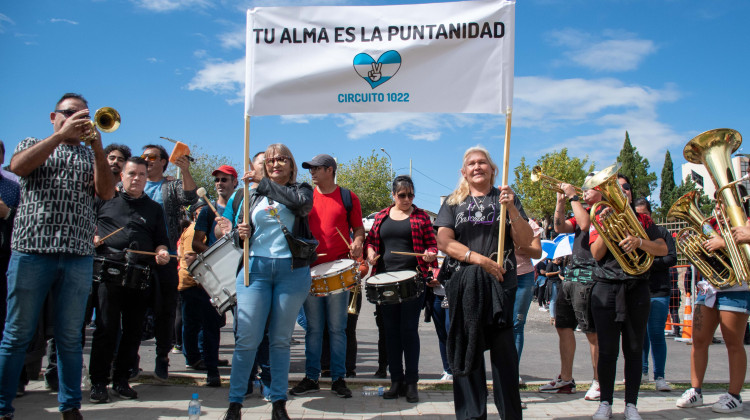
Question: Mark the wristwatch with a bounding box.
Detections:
[568,195,580,203]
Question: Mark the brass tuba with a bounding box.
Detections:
[82,107,121,144]
[683,128,750,287]
[530,166,583,195]
[668,191,737,288]
[583,162,653,275]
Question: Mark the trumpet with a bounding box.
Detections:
[530,166,582,195]
[583,162,653,276]
[81,107,121,144]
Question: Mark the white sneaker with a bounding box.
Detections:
[592,401,612,420]
[518,376,525,386]
[676,388,703,408]
[654,377,672,392]
[585,379,600,401]
[539,375,576,393]
[539,306,548,312]
[640,372,649,383]
[624,403,642,420]
[712,393,743,413]
[440,371,453,381]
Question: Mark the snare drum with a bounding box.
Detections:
[189,234,243,314]
[365,270,424,305]
[93,256,151,291]
[310,259,359,296]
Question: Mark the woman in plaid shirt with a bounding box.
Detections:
[365,175,438,403]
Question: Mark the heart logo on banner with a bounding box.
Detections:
[353,50,402,89]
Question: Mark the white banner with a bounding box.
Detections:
[245,0,515,116]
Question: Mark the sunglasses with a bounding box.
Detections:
[55,109,80,118]
[265,156,290,165]
[141,153,161,161]
[214,177,230,183]
[397,192,415,199]
[621,183,632,191]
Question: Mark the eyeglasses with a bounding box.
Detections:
[397,192,415,199]
[621,183,632,191]
[265,156,290,166]
[214,177,230,183]
[141,153,161,161]
[55,109,79,117]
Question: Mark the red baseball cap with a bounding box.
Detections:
[212,165,238,178]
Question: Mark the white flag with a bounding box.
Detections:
[245,0,515,116]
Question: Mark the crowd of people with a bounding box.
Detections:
[0,93,748,420]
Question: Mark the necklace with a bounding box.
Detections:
[471,194,486,218]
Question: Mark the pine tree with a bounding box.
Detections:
[654,150,677,219]
[616,131,657,200]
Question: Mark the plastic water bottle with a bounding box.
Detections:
[188,393,201,419]
[361,386,384,396]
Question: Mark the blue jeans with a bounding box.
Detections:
[431,294,451,374]
[512,272,535,363]
[548,280,559,318]
[302,291,348,381]
[228,257,310,404]
[0,252,93,415]
[642,295,668,379]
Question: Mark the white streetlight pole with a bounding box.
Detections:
[380,147,394,177]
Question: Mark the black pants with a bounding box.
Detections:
[453,326,521,420]
[89,282,149,384]
[381,292,424,384]
[153,260,179,358]
[374,306,388,370]
[590,280,650,405]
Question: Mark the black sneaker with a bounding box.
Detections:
[207,375,221,387]
[331,378,352,398]
[112,382,138,399]
[154,357,169,382]
[89,383,109,404]
[222,402,242,420]
[61,408,83,420]
[189,360,207,371]
[289,377,319,395]
[373,368,387,379]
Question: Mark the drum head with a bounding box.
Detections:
[367,270,417,284]
[310,259,355,278]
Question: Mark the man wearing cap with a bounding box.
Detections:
[289,154,364,399]
[539,174,602,400]
[182,165,239,387]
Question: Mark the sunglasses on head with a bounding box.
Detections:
[141,153,160,161]
[397,192,415,199]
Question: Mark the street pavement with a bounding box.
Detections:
[10,295,750,419]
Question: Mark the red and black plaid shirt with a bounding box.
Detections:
[364,204,438,275]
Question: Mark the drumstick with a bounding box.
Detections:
[390,251,445,259]
[96,227,124,246]
[196,187,220,218]
[334,227,350,248]
[125,249,179,258]
[316,253,327,257]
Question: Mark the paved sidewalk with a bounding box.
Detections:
[11,379,750,419]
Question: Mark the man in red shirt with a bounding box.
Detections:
[289,154,364,399]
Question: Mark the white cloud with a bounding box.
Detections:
[50,18,79,25]
[132,0,212,12]
[187,57,245,103]
[146,57,159,63]
[409,132,441,142]
[219,28,245,50]
[548,28,657,72]
[0,13,14,33]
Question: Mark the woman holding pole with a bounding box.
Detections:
[434,145,533,420]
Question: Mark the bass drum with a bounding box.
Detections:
[189,234,243,314]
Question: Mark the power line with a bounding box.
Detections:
[412,166,453,191]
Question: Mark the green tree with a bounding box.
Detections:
[617,131,657,201]
[655,150,677,219]
[165,146,240,202]
[671,175,714,216]
[335,151,395,216]
[512,148,595,220]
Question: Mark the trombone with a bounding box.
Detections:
[530,166,582,195]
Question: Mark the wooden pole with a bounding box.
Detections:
[243,115,251,286]
[497,108,513,265]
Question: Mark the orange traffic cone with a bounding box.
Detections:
[682,292,693,340]
[664,313,672,335]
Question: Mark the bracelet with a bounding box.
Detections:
[509,214,522,224]
[464,250,472,263]
[639,238,643,248]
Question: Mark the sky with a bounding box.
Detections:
[1,0,749,213]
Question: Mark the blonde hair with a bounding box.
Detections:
[262,143,298,184]
[446,145,498,206]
